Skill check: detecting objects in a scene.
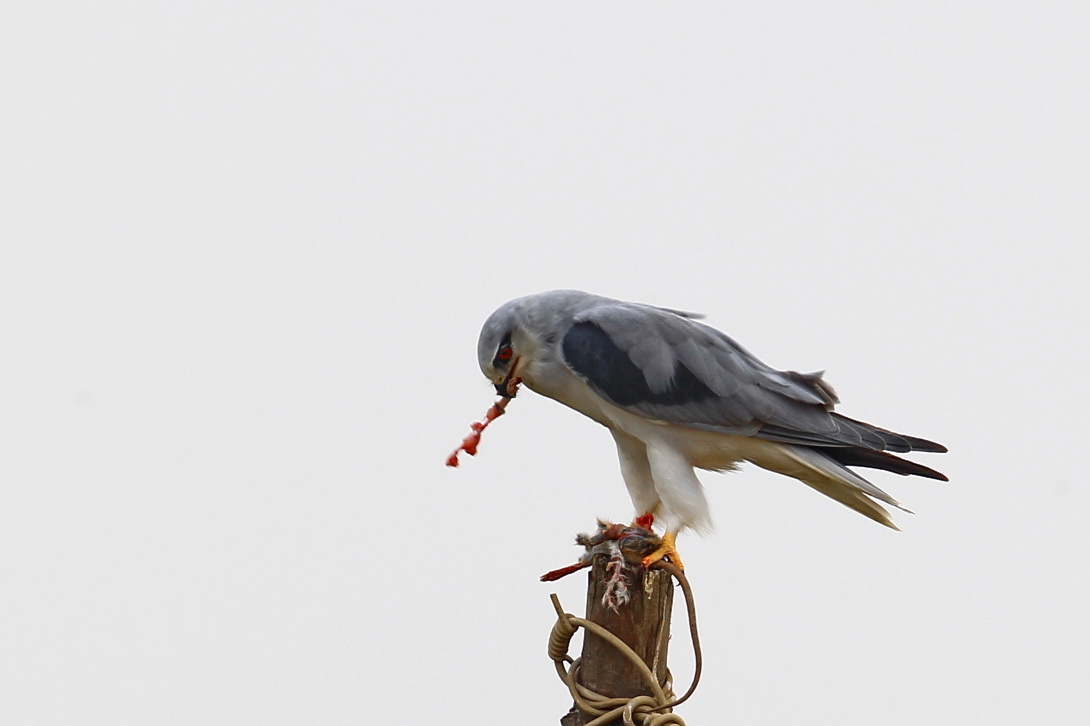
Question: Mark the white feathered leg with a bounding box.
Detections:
[644,440,712,534]
[611,430,660,519]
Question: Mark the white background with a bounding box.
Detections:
[2,2,1087,724]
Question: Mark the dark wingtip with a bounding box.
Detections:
[823,446,949,481]
[905,436,948,454]
[833,414,949,454]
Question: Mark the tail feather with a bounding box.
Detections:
[749,443,908,529]
[785,446,908,510]
[786,448,904,528]
[796,476,901,529]
[745,427,946,529]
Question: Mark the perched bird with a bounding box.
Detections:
[477,290,947,567]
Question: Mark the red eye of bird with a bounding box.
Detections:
[497,345,513,361]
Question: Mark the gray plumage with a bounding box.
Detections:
[477,290,947,532]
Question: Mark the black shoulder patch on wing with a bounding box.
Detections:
[562,321,716,407]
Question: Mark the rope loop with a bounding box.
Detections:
[548,608,579,664]
[547,562,701,726]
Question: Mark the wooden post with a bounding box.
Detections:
[560,555,674,726]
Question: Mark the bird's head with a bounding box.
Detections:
[477,301,532,398]
[477,292,581,398]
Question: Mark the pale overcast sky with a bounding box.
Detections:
[2,2,1088,725]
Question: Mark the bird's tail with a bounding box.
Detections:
[748,443,911,528]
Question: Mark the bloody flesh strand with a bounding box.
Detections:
[445,383,519,467]
[540,561,590,582]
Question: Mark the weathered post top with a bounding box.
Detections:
[559,555,675,726]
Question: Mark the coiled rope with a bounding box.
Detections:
[548,562,702,726]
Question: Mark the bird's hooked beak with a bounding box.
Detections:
[495,356,521,398]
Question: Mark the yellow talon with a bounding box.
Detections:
[641,531,684,570]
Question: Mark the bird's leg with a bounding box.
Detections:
[641,530,684,570]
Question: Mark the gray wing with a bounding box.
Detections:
[560,302,945,455]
